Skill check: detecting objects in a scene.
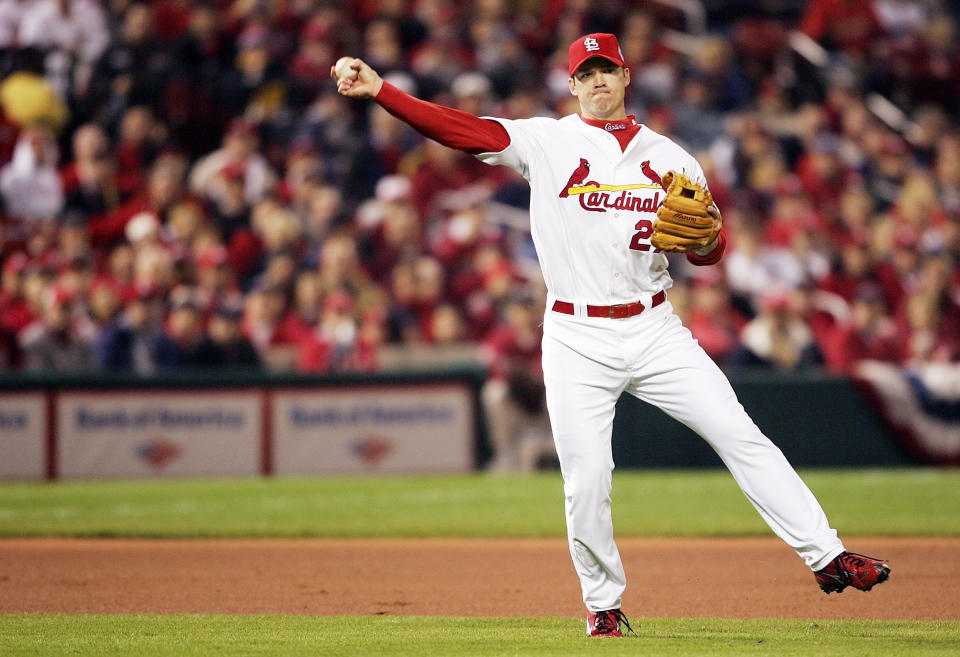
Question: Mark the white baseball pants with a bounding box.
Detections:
[541,300,845,612]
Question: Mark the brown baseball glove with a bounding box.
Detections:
[652,171,722,252]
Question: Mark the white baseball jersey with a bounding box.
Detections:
[477,115,705,307]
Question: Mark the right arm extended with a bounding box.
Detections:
[332,58,510,155]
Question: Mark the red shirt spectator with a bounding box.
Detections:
[89,154,186,247]
[685,278,746,363]
[820,286,905,373]
[818,242,876,303]
[0,253,34,335]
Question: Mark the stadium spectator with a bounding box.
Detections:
[89,151,187,246]
[242,283,290,354]
[193,299,261,369]
[685,272,746,364]
[189,117,277,210]
[296,287,375,373]
[157,291,205,367]
[276,270,322,345]
[193,242,239,314]
[18,0,111,98]
[60,122,120,220]
[112,106,164,196]
[0,124,63,224]
[900,288,960,364]
[164,2,230,156]
[21,285,96,372]
[480,291,553,472]
[300,183,346,263]
[86,2,169,122]
[0,0,30,49]
[89,279,126,365]
[0,252,33,337]
[820,283,904,373]
[287,16,336,105]
[732,289,824,370]
[94,290,168,374]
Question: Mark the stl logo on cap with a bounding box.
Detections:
[568,33,625,75]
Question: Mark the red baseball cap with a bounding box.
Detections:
[568,33,625,76]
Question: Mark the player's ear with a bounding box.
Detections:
[623,67,630,87]
[568,76,576,96]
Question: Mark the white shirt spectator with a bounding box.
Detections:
[18,0,109,94]
[0,0,36,48]
[0,127,63,223]
[189,149,277,208]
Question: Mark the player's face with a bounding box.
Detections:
[568,58,630,121]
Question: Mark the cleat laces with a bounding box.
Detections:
[594,609,636,636]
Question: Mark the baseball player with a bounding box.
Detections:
[333,33,890,637]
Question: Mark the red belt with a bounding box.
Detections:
[551,290,666,319]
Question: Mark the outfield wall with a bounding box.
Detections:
[0,369,484,480]
[0,365,945,479]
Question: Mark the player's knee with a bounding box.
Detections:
[713,429,781,462]
[562,453,613,494]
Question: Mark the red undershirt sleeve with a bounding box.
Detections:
[374,81,510,155]
[685,230,727,266]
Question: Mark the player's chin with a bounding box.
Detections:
[589,98,614,115]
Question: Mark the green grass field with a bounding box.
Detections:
[1,469,958,537]
[3,615,958,657]
[2,469,958,656]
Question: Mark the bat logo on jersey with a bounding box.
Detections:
[559,159,663,213]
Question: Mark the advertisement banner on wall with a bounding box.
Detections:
[57,391,262,478]
[272,385,474,473]
[0,393,46,479]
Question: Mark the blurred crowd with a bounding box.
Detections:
[0,0,958,382]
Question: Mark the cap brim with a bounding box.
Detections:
[569,54,624,76]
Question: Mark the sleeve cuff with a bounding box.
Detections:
[686,231,726,266]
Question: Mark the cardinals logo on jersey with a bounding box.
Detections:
[558,158,663,213]
[640,160,664,188]
[559,158,590,197]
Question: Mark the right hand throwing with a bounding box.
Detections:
[331,58,383,99]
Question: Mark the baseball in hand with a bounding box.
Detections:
[334,57,358,81]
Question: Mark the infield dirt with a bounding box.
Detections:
[1,537,955,619]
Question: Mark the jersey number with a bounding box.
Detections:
[629,219,659,252]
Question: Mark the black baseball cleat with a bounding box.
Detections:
[814,551,890,594]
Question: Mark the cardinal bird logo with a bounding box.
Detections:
[559,158,591,197]
[640,160,663,188]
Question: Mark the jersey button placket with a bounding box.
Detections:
[608,222,625,296]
